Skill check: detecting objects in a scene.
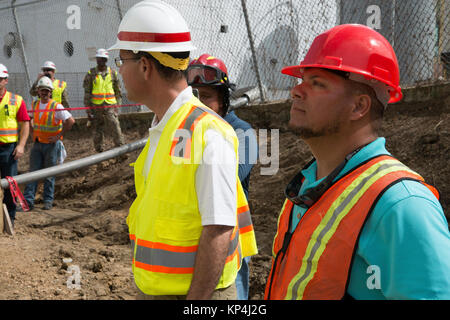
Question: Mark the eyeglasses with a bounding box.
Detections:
[186,65,228,86]
[114,57,140,67]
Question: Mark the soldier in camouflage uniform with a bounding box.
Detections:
[82,48,125,153]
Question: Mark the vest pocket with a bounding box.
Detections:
[155,218,202,243]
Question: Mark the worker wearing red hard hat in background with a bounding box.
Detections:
[187,54,258,300]
[83,48,125,154]
[0,63,30,225]
[30,61,70,108]
[265,24,450,300]
[108,0,257,300]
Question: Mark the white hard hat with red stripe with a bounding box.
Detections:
[96,48,109,59]
[0,64,8,78]
[41,61,56,70]
[108,0,196,53]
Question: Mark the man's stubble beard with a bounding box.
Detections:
[288,119,342,139]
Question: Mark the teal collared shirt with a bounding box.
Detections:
[290,137,450,299]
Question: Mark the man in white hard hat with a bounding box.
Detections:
[109,0,257,300]
[82,48,125,154]
[0,63,30,225]
[30,61,70,108]
[22,76,75,211]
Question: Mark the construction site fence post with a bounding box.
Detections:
[240,0,266,103]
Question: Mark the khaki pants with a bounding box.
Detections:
[136,282,237,300]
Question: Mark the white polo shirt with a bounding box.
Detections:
[142,86,237,227]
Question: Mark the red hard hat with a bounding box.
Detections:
[187,54,230,87]
[282,24,402,104]
[189,54,228,75]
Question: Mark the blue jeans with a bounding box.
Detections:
[24,141,59,206]
[236,256,251,300]
[0,143,18,222]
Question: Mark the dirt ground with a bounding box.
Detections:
[0,90,448,300]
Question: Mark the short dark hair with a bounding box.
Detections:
[135,51,189,82]
[347,80,384,132]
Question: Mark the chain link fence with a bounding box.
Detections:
[1,0,448,118]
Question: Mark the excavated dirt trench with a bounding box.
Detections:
[0,91,448,300]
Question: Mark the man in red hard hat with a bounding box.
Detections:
[187,54,259,300]
[265,24,450,300]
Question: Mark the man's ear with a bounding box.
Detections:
[140,56,152,81]
[350,93,372,121]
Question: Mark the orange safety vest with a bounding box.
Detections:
[32,99,63,143]
[265,155,440,300]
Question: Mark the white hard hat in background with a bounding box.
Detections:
[37,76,54,90]
[0,64,8,78]
[41,61,56,70]
[96,48,109,59]
[108,0,196,53]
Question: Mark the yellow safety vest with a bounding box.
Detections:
[90,67,117,105]
[0,91,23,143]
[52,79,66,104]
[32,99,63,143]
[128,96,258,296]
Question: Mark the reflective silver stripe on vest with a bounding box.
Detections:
[46,102,58,127]
[9,94,16,106]
[135,246,197,269]
[227,228,240,257]
[289,161,408,300]
[238,209,252,230]
[33,125,62,132]
[171,107,205,158]
[0,129,18,136]
[134,228,240,270]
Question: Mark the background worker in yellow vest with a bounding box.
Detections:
[83,48,125,153]
[0,63,30,225]
[22,77,75,211]
[265,24,450,300]
[108,0,257,300]
[30,61,70,108]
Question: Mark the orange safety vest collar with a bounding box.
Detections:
[265,155,439,300]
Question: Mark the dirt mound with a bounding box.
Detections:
[0,93,449,300]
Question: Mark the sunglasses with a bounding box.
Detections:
[187,65,228,86]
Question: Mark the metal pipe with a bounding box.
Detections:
[11,0,32,91]
[229,86,261,111]
[0,138,147,189]
[240,0,266,103]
